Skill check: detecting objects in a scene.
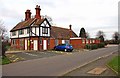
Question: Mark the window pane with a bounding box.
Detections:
[42,27,48,34]
[27,29,29,34]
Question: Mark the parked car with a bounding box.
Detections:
[54,44,73,52]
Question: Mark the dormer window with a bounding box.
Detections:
[12,31,16,36]
[19,30,24,35]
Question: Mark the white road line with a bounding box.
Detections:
[22,52,38,57]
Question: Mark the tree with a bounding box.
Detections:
[113,32,119,41]
[96,31,105,42]
[0,20,7,56]
[79,27,87,38]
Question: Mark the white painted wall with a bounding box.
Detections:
[10,31,18,38]
[62,40,65,44]
[40,27,42,36]
[36,27,39,36]
[32,27,35,36]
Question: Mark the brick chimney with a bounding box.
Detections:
[25,9,31,21]
[35,5,41,19]
[69,24,72,30]
[69,24,72,38]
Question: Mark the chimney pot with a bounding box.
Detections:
[69,24,72,38]
[35,5,41,19]
[25,9,31,21]
[69,24,72,30]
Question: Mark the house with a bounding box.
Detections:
[10,5,78,50]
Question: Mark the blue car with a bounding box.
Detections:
[54,44,73,52]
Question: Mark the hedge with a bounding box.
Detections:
[85,43,105,50]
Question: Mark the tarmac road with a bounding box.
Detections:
[64,51,117,76]
[2,46,118,76]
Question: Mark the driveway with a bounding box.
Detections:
[3,46,118,76]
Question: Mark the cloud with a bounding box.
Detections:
[0,0,119,39]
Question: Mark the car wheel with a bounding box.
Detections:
[54,47,57,51]
[64,49,67,52]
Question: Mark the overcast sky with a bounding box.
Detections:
[0,0,119,39]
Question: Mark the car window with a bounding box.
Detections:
[58,44,63,46]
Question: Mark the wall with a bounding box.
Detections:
[70,39,85,49]
[70,38,101,49]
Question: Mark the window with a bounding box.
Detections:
[12,31,16,36]
[27,29,29,34]
[19,30,24,35]
[19,39,24,46]
[42,27,48,34]
[12,39,16,45]
[86,39,89,44]
[65,40,70,44]
[55,39,58,46]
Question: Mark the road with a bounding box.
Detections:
[64,51,117,76]
[2,46,118,76]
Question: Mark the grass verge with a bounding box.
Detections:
[0,56,11,65]
[107,56,120,74]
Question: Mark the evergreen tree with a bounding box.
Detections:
[79,27,86,38]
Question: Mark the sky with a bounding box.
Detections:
[0,0,119,40]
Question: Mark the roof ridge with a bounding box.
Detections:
[52,26,69,30]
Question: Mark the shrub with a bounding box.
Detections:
[85,44,98,50]
[85,44,91,49]
[97,42,105,48]
[91,44,98,50]
[1,56,11,65]
[85,43,105,50]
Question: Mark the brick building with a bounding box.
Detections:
[10,5,100,51]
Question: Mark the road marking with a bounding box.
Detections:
[22,52,38,57]
[87,67,107,75]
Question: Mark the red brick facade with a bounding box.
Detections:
[10,5,100,51]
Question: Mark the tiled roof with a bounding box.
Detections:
[10,18,78,39]
[51,26,78,39]
[10,18,44,31]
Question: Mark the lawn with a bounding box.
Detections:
[107,56,120,74]
[0,56,11,65]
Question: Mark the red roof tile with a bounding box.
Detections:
[10,18,44,31]
[10,18,78,39]
[51,26,78,39]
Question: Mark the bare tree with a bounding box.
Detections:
[96,31,105,42]
[0,20,7,40]
[86,32,90,38]
[0,20,7,56]
[42,15,53,25]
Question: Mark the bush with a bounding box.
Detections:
[85,44,98,50]
[91,44,98,50]
[97,43,105,48]
[1,56,11,65]
[85,43,105,50]
[85,44,91,49]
